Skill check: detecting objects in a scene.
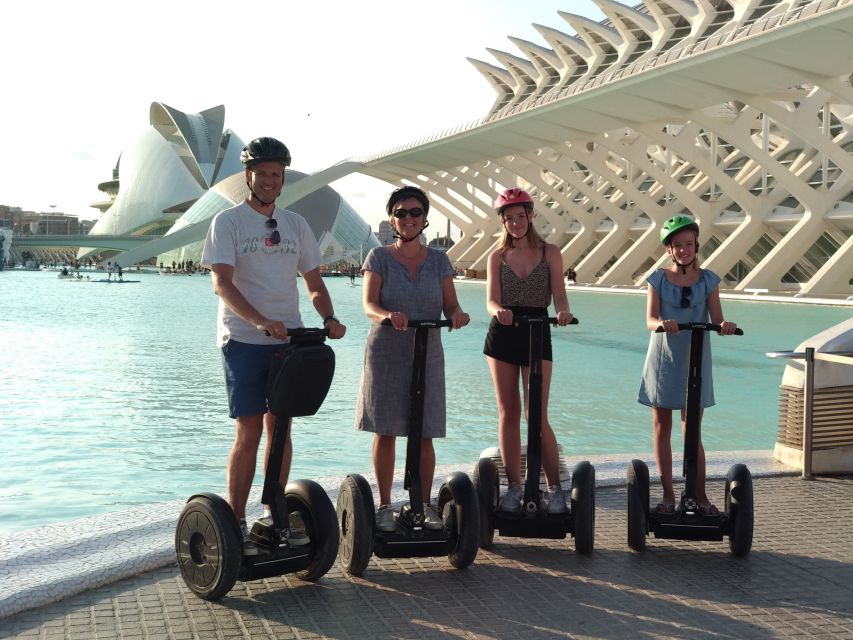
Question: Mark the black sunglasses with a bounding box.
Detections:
[392,207,425,219]
[680,286,691,309]
[265,217,280,245]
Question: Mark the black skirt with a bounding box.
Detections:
[482,306,552,366]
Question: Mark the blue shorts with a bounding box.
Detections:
[221,339,293,418]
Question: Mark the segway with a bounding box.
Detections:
[337,319,479,576]
[627,322,752,556]
[176,328,340,600]
[474,316,595,553]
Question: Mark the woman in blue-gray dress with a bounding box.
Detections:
[638,214,738,515]
[354,186,469,533]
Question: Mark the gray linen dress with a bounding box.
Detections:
[638,268,721,409]
[354,246,453,437]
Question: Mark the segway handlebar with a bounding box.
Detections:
[380,318,454,329]
[514,316,579,326]
[263,327,330,337]
[655,322,743,335]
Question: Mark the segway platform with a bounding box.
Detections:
[336,320,479,575]
[627,323,753,555]
[176,328,340,600]
[474,316,595,553]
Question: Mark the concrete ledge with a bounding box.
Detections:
[0,450,792,620]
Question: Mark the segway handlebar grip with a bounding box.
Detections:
[655,322,743,335]
[380,318,454,329]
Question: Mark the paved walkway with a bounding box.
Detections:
[2,473,851,639]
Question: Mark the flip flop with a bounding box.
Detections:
[655,502,675,514]
[699,501,720,515]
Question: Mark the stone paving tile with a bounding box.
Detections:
[1,475,852,639]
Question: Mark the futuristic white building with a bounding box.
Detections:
[326,0,852,296]
[85,103,378,268]
[79,103,245,260]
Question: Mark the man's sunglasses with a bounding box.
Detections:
[392,207,425,219]
[265,218,280,245]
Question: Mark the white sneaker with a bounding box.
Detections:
[376,505,396,532]
[423,503,444,531]
[547,486,568,514]
[499,483,524,513]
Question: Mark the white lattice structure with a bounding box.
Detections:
[350,0,853,296]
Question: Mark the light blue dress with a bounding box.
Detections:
[354,246,453,437]
[638,269,721,409]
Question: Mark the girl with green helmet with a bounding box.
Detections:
[638,213,738,515]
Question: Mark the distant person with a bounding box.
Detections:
[638,214,738,515]
[354,185,469,532]
[106,261,114,281]
[483,188,574,514]
[116,264,123,281]
[349,264,357,284]
[564,267,577,284]
[200,136,346,555]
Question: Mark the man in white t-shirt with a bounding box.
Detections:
[200,137,346,555]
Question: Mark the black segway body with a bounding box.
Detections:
[337,319,479,576]
[627,322,752,555]
[176,328,340,600]
[475,316,595,553]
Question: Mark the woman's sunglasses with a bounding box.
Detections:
[392,207,425,219]
[265,218,280,246]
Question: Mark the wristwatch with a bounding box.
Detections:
[323,315,339,325]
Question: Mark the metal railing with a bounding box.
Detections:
[765,348,853,479]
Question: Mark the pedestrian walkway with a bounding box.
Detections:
[2,473,851,639]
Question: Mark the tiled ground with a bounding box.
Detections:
[2,474,851,639]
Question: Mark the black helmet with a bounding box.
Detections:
[386,185,429,216]
[240,137,291,168]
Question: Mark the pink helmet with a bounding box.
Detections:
[497,187,533,213]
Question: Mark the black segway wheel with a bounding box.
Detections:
[725,463,753,556]
[627,459,650,552]
[175,493,242,600]
[336,474,375,576]
[570,461,595,554]
[438,471,480,569]
[473,457,498,548]
[285,479,340,581]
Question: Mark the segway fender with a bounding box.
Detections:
[443,471,477,534]
[186,492,236,516]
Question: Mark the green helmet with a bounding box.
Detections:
[660,214,699,245]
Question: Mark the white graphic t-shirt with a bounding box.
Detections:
[200,201,322,346]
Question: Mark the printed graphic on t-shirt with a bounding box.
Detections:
[240,235,297,255]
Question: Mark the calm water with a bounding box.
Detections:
[1,268,849,532]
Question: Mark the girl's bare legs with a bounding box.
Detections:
[487,357,522,485]
[652,407,676,506]
[681,409,714,509]
[521,360,561,486]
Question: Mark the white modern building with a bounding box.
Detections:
[83,103,378,268]
[79,102,245,260]
[303,0,852,296]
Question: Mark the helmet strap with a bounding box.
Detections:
[393,219,429,243]
[504,212,531,248]
[245,169,278,208]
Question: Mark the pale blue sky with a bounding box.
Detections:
[1,0,601,232]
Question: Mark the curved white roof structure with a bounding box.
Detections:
[78,103,245,259]
[336,0,853,296]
